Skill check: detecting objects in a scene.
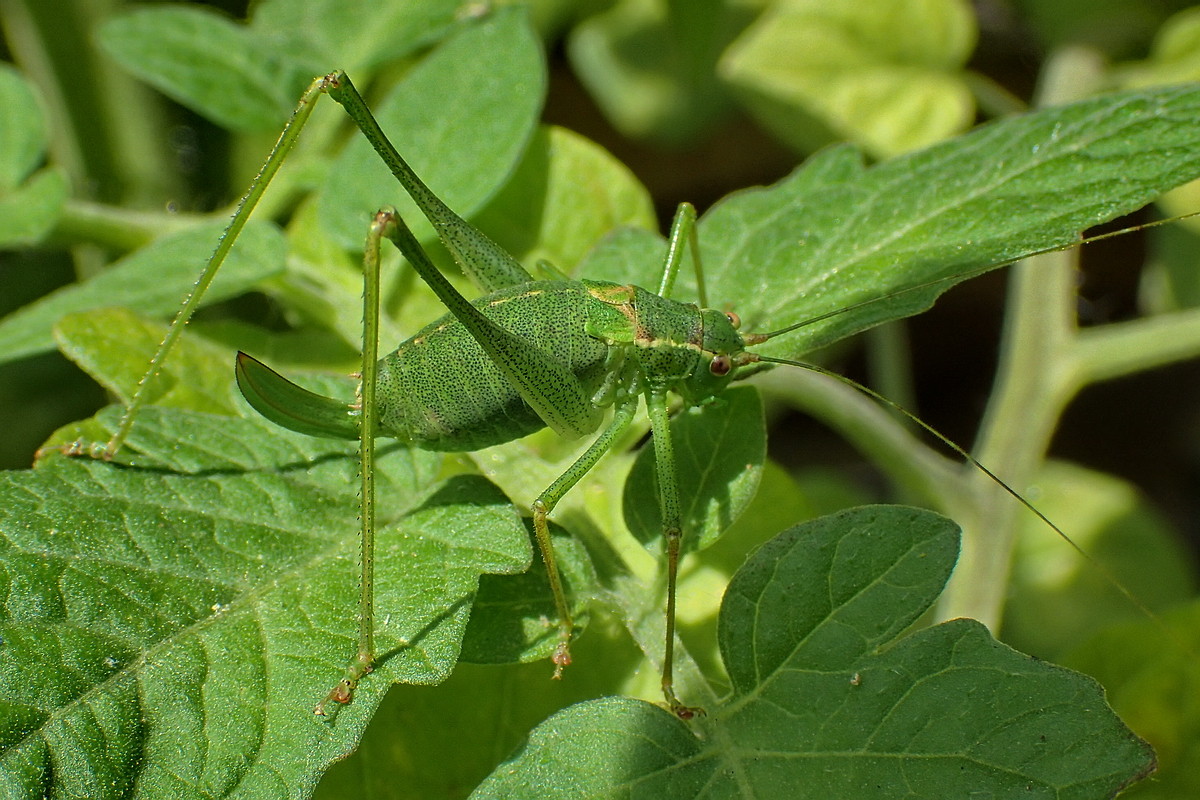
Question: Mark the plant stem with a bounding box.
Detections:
[1077,308,1200,382]
[50,199,196,251]
[936,48,1200,629]
[754,368,963,512]
[935,46,1103,629]
[937,247,1079,628]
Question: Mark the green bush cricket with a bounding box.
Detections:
[76,68,1200,725]
[91,70,764,718]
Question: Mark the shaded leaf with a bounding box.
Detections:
[97,5,303,131]
[1005,460,1197,659]
[0,64,49,189]
[0,220,285,366]
[250,0,462,77]
[0,66,65,247]
[1139,200,1200,313]
[574,226,668,287]
[0,167,67,248]
[475,125,656,272]
[1116,6,1200,88]
[460,521,595,665]
[1064,601,1200,800]
[316,635,646,799]
[474,507,1154,798]
[317,6,546,250]
[567,0,754,146]
[623,386,765,553]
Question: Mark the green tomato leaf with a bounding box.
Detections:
[54,308,241,415]
[721,0,977,157]
[0,219,285,366]
[40,308,250,456]
[250,0,463,77]
[0,400,530,797]
[0,64,49,190]
[0,166,67,248]
[16,311,599,797]
[97,5,304,131]
[317,6,546,250]
[1063,600,1200,800]
[567,0,754,146]
[474,125,656,273]
[1004,460,1197,659]
[473,506,1155,798]
[692,83,1200,360]
[623,386,765,553]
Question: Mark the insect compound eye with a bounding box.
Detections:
[709,354,732,376]
[725,311,741,329]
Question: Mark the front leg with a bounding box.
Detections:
[644,390,703,719]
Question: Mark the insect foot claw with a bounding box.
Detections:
[670,703,706,721]
[551,640,572,679]
[44,438,114,463]
[313,680,354,718]
[663,686,705,721]
[314,653,374,717]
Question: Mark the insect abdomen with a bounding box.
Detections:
[375,282,613,451]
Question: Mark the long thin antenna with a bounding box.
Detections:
[747,351,1188,652]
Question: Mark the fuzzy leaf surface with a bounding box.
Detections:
[679,84,1200,359]
[0,221,285,366]
[0,403,532,798]
[317,6,546,250]
[474,507,1154,798]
